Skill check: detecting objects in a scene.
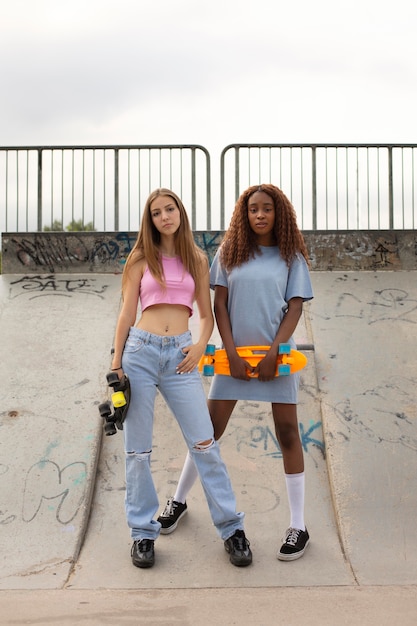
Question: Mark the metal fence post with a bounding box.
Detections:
[311,146,317,231]
[388,146,394,229]
[191,148,196,228]
[37,149,42,231]
[114,148,119,231]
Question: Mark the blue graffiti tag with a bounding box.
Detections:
[299,421,325,455]
[236,420,325,459]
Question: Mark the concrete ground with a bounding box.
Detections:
[0,270,416,625]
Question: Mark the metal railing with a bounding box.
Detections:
[0,144,211,233]
[1,143,417,235]
[220,143,417,230]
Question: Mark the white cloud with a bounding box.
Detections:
[1,0,417,149]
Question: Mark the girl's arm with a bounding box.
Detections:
[195,256,215,350]
[270,297,303,351]
[177,255,214,374]
[111,261,143,375]
[256,296,303,380]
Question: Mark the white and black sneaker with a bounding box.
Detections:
[157,498,188,534]
[277,527,310,561]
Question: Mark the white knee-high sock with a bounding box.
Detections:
[174,452,198,503]
[285,472,305,531]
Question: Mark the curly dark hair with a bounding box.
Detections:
[220,183,310,271]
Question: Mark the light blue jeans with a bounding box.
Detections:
[121,327,245,541]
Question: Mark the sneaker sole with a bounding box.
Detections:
[158,508,188,535]
[228,554,253,567]
[277,538,310,561]
[132,558,155,568]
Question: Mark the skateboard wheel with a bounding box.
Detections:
[104,421,117,436]
[278,363,291,376]
[203,364,215,376]
[278,343,291,355]
[205,344,216,355]
[107,371,120,386]
[98,401,111,417]
[112,391,126,408]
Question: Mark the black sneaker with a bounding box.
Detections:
[131,539,155,568]
[224,529,252,567]
[157,498,188,534]
[277,527,310,561]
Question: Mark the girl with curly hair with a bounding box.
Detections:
[158,183,313,561]
[111,188,252,569]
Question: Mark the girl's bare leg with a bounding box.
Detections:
[272,402,306,534]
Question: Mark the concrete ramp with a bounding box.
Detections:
[1,269,416,595]
[68,291,352,591]
[69,270,417,591]
[308,270,417,585]
[0,273,121,589]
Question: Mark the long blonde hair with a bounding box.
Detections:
[122,188,206,296]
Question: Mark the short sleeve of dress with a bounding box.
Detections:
[285,253,314,303]
[209,249,228,290]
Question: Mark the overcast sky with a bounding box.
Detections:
[1,0,417,156]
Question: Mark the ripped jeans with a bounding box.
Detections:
[121,327,244,541]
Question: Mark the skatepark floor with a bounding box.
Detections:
[0,270,416,625]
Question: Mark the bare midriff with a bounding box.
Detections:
[135,303,191,336]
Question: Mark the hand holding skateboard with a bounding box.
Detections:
[198,344,307,378]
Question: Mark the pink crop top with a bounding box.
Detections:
[140,256,195,316]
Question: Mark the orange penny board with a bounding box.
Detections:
[198,345,307,377]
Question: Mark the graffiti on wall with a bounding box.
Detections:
[4,231,224,273]
[235,419,325,460]
[0,457,87,526]
[304,232,417,270]
[8,275,109,299]
[3,230,417,273]
[311,273,417,451]
[6,232,137,272]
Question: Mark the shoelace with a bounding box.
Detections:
[161,499,175,517]
[231,531,250,550]
[132,539,152,554]
[285,528,301,546]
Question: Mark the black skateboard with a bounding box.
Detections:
[98,371,131,436]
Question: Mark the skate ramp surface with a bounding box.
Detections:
[0,273,122,589]
[69,270,417,592]
[0,270,342,591]
[69,314,344,591]
[309,270,417,585]
[0,270,416,621]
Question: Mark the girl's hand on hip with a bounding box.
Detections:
[176,344,201,374]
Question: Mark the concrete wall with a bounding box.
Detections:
[2,230,417,274]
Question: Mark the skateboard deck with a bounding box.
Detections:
[198,343,307,377]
